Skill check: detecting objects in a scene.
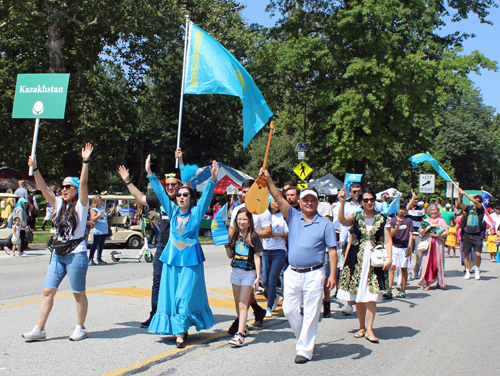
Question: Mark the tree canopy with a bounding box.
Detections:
[0,0,498,198]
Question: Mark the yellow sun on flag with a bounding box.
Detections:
[234,69,246,91]
[211,221,219,230]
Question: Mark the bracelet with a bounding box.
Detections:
[82,160,90,164]
[126,181,133,185]
[33,167,39,172]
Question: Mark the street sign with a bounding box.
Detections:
[419,174,435,193]
[297,181,308,190]
[294,161,313,180]
[446,182,459,198]
[12,73,70,119]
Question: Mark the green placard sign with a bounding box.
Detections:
[12,74,70,119]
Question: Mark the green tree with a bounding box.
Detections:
[263,0,497,176]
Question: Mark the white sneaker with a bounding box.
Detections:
[228,333,245,347]
[464,270,471,280]
[342,305,354,315]
[475,269,481,280]
[265,307,272,317]
[22,325,46,341]
[272,295,280,311]
[69,325,88,341]
[4,246,11,255]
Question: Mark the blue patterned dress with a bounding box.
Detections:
[147,174,216,335]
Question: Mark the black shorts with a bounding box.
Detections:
[462,233,483,254]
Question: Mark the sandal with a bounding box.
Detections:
[229,333,245,347]
[423,285,431,291]
[354,329,366,338]
[175,332,188,348]
[241,326,249,337]
[396,292,406,298]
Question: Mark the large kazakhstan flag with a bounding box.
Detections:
[183,22,273,149]
[408,153,452,182]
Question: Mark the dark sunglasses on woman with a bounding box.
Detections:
[362,198,376,203]
[176,192,190,198]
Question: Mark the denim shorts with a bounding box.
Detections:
[230,267,256,286]
[44,252,89,293]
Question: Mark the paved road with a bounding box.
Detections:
[1,245,499,375]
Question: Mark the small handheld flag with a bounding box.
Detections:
[344,173,363,199]
[211,203,229,246]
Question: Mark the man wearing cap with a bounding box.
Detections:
[118,149,184,327]
[260,169,337,364]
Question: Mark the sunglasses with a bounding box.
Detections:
[165,183,179,187]
[61,184,74,191]
[362,198,376,203]
[351,190,361,194]
[176,192,190,198]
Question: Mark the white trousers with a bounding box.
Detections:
[43,207,55,221]
[283,266,325,360]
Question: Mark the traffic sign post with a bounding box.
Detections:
[293,161,313,180]
[419,174,435,194]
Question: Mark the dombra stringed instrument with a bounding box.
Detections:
[245,121,275,215]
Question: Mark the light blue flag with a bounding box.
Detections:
[344,173,363,199]
[184,22,273,148]
[211,203,229,246]
[408,153,452,182]
[387,196,400,216]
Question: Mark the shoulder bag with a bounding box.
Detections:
[371,245,388,268]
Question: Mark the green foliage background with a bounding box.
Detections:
[0,0,499,202]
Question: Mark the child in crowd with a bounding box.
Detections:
[445,219,459,257]
[8,217,26,257]
[486,227,498,262]
[496,230,500,263]
[224,207,262,347]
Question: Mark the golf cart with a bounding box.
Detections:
[0,193,23,250]
[49,194,145,249]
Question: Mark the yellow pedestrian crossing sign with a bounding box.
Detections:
[294,161,312,179]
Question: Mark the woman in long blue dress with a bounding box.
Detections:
[146,156,219,347]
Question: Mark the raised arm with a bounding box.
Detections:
[337,189,354,226]
[146,154,175,217]
[175,148,185,166]
[261,169,289,218]
[27,155,55,208]
[79,143,93,207]
[118,165,148,206]
[407,189,418,211]
[192,162,218,222]
[458,187,481,210]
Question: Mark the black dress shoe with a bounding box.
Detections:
[323,300,331,318]
[253,307,266,327]
[295,355,309,364]
[140,317,152,328]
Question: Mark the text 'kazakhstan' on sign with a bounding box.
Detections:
[12,74,70,119]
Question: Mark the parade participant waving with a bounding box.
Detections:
[261,168,337,364]
[146,155,218,348]
[418,204,448,290]
[22,143,94,342]
[337,187,392,343]
[225,207,262,347]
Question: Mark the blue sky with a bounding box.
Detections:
[240,0,499,114]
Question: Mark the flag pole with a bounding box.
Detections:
[29,118,41,176]
[175,14,191,168]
